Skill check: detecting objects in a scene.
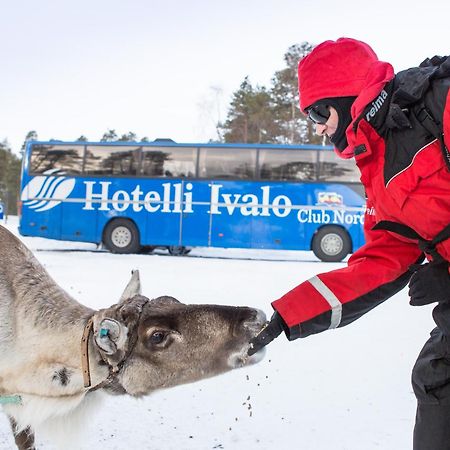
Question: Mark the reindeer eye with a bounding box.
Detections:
[149,331,166,344]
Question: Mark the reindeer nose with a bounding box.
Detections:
[237,308,267,336]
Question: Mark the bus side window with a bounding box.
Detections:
[84,146,140,176]
[318,150,360,182]
[198,147,256,179]
[141,147,197,178]
[30,144,84,175]
[258,149,316,181]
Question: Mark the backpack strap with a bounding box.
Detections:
[415,103,450,170]
[414,55,450,170]
[373,220,450,264]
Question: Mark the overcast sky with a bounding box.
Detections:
[1,0,449,155]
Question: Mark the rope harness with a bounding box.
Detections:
[81,297,148,391]
[81,317,94,388]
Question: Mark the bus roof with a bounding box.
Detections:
[27,140,334,151]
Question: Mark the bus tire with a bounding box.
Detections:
[312,226,351,262]
[103,219,141,254]
[167,246,190,256]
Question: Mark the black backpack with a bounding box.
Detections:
[415,55,450,170]
[372,55,450,259]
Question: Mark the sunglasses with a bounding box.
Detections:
[307,104,331,124]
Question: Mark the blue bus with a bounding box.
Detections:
[19,140,366,262]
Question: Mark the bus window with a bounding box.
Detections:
[141,146,197,178]
[198,147,256,179]
[84,145,141,176]
[30,144,84,175]
[318,149,360,182]
[259,148,316,181]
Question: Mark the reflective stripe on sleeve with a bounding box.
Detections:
[308,276,342,329]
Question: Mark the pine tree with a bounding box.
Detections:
[100,129,118,142]
[118,132,137,142]
[21,130,38,155]
[219,77,280,143]
[0,139,21,215]
[270,42,322,144]
[218,41,328,145]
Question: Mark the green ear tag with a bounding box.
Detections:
[100,328,109,337]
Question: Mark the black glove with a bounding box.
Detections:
[408,262,450,306]
[247,311,286,356]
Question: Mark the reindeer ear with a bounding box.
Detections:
[119,270,141,303]
[94,318,128,355]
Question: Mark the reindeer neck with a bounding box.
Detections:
[6,239,94,327]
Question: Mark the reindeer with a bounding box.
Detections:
[0,224,266,449]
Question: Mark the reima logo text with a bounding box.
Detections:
[365,89,388,122]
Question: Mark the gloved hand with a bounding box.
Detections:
[247,311,286,356]
[408,262,450,306]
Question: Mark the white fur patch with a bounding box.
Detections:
[3,391,104,449]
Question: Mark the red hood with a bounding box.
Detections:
[339,61,395,158]
[298,37,394,158]
[298,38,380,111]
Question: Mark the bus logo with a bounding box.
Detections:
[317,191,343,206]
[21,169,76,212]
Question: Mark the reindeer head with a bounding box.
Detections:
[92,271,266,397]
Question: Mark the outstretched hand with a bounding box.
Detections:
[247,311,285,356]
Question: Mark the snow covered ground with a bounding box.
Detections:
[0,216,435,450]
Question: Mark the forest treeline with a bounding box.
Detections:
[0,140,21,215]
[0,41,320,216]
[218,41,320,145]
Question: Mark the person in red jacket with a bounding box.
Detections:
[249,38,450,450]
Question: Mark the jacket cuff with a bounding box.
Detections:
[285,324,302,340]
[273,306,302,341]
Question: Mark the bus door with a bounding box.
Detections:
[179,180,211,247]
[140,179,182,247]
[208,180,255,249]
[248,181,310,251]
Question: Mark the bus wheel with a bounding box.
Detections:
[312,226,351,262]
[104,219,141,254]
[167,246,190,256]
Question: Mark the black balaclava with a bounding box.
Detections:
[313,96,357,151]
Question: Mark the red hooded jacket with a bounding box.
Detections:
[272,39,450,338]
